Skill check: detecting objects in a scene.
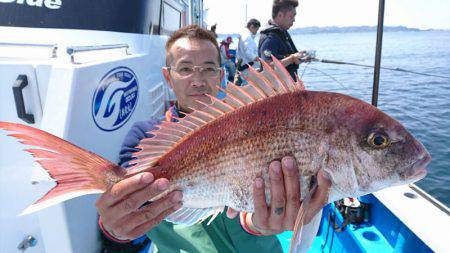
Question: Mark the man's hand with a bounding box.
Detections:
[292,51,308,65]
[250,156,301,235]
[281,52,305,66]
[228,156,332,236]
[96,172,182,240]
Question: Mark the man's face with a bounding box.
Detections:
[278,8,297,29]
[163,38,222,113]
[249,25,260,35]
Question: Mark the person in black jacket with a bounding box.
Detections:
[259,0,305,81]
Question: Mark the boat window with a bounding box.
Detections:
[161,0,188,35]
[190,0,202,25]
[147,0,162,35]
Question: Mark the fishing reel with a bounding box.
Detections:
[332,197,370,232]
[300,50,316,62]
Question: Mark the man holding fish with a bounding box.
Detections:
[0,22,430,253]
[0,2,430,251]
[96,25,332,252]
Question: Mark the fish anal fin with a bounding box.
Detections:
[165,206,225,226]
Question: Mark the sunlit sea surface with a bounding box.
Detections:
[291,31,450,206]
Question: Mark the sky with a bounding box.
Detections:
[203,0,450,34]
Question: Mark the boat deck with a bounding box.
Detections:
[277,194,433,253]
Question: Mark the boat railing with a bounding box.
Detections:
[409,183,450,215]
[66,44,130,63]
[0,42,58,58]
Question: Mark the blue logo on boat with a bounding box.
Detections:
[92,67,139,131]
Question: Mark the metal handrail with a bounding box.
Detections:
[409,184,450,215]
[66,44,129,63]
[0,42,58,58]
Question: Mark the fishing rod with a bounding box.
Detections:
[298,51,450,80]
[312,58,450,79]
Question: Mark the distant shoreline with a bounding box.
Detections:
[290,26,447,35]
[218,26,448,37]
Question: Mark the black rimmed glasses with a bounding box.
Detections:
[167,65,222,78]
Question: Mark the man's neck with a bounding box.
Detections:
[247,29,256,37]
[174,102,188,116]
[270,19,285,30]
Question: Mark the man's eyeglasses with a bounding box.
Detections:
[167,65,222,78]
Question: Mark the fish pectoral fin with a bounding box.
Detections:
[165,206,225,226]
[289,185,319,253]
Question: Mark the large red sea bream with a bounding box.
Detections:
[0,57,430,253]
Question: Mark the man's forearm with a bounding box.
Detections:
[280,54,297,67]
[266,54,297,68]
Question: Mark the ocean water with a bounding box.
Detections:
[291,31,450,207]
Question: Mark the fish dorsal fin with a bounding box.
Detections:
[294,73,306,91]
[131,59,306,173]
[258,57,289,93]
[271,55,297,92]
[223,82,254,105]
[242,65,277,97]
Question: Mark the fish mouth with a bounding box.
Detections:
[402,153,431,181]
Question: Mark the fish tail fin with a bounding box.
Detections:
[0,122,125,215]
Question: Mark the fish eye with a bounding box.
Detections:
[368,132,390,149]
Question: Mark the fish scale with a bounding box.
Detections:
[155,92,330,211]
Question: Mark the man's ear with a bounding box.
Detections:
[220,68,225,83]
[275,11,284,21]
[162,67,174,89]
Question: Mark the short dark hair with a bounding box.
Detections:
[247,18,261,29]
[165,25,220,66]
[272,0,298,19]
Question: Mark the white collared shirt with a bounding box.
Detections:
[236,29,259,67]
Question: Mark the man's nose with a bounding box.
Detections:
[190,76,207,87]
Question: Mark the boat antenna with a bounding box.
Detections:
[245,3,248,23]
[372,0,385,107]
